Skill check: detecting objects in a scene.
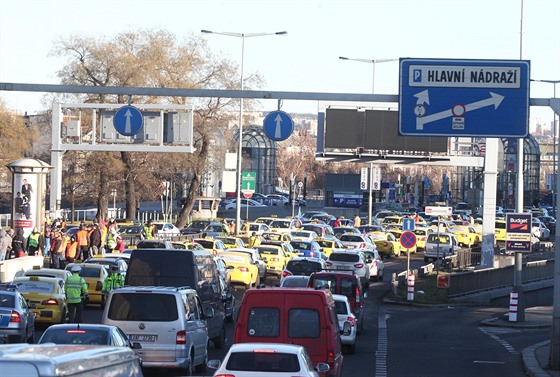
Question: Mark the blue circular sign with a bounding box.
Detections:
[263,110,294,141]
[113,105,144,136]
[400,231,417,249]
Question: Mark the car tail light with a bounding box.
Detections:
[356,287,360,303]
[372,260,378,268]
[95,281,103,291]
[67,330,86,334]
[309,252,315,257]
[176,330,186,344]
[282,270,292,277]
[327,350,335,363]
[215,375,235,377]
[359,243,366,248]
[41,299,59,305]
[10,311,21,323]
[238,266,249,272]
[354,263,364,268]
[460,233,467,237]
[421,237,427,241]
[270,257,279,262]
[347,316,356,327]
[383,242,389,247]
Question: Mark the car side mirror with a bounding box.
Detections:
[316,363,330,373]
[131,342,142,350]
[364,292,368,299]
[207,360,221,370]
[205,307,215,319]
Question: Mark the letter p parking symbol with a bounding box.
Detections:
[413,69,422,82]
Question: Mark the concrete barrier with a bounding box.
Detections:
[0,256,45,283]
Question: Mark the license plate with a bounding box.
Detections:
[129,334,157,342]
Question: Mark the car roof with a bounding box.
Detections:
[43,323,118,331]
[13,276,63,283]
[228,342,306,353]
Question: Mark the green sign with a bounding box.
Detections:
[241,171,256,193]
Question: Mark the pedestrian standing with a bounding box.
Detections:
[50,229,66,269]
[65,265,88,323]
[43,228,51,257]
[102,265,124,295]
[0,229,9,261]
[76,224,90,261]
[89,224,102,256]
[5,229,14,259]
[113,235,125,253]
[354,214,361,228]
[65,236,78,264]
[12,229,26,258]
[27,227,44,256]
[228,220,236,236]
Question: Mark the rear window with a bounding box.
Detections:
[329,253,359,262]
[334,300,349,315]
[14,280,54,294]
[280,277,309,287]
[286,260,323,275]
[125,250,197,287]
[340,278,356,296]
[136,241,167,248]
[427,234,451,244]
[291,242,311,251]
[315,240,333,248]
[40,329,109,345]
[288,308,320,338]
[247,307,280,337]
[196,240,214,249]
[339,235,363,243]
[311,276,337,293]
[0,294,15,307]
[495,222,506,230]
[108,293,178,321]
[257,247,279,255]
[226,352,300,372]
[80,267,102,278]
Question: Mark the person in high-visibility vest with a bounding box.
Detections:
[65,265,89,323]
[26,227,44,256]
[102,265,124,297]
[76,224,90,261]
[65,236,78,264]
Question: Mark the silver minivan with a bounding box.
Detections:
[102,286,213,375]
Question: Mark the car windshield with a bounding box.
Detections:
[427,234,451,244]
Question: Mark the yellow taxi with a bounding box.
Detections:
[451,225,480,247]
[23,266,72,280]
[381,216,403,226]
[253,244,289,279]
[369,232,402,258]
[12,276,68,324]
[193,238,227,255]
[261,232,293,243]
[65,263,108,307]
[413,228,433,250]
[495,220,507,243]
[314,237,345,257]
[216,236,246,249]
[218,251,260,289]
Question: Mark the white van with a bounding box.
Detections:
[0,344,142,376]
[102,286,213,375]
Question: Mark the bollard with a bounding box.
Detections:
[407,274,415,301]
[509,291,518,322]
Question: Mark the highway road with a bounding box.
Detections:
[35,252,550,377]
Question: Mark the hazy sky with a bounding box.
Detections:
[1,0,558,123]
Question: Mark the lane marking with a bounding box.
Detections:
[375,308,388,377]
[473,361,506,364]
[479,327,519,354]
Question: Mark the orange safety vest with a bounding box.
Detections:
[76,229,89,247]
[56,236,67,255]
[66,241,78,259]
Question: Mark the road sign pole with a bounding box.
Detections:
[368,162,373,226]
[407,248,411,279]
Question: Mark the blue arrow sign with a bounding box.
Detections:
[114,105,144,136]
[263,110,294,141]
[399,58,530,137]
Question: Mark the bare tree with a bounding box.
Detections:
[50,29,262,224]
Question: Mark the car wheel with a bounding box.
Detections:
[195,347,208,373]
[213,325,226,349]
[394,249,400,258]
[183,354,193,376]
[253,274,260,288]
[59,308,67,324]
[424,257,429,262]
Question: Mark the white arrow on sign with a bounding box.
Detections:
[274,114,283,139]
[124,109,133,134]
[416,91,504,130]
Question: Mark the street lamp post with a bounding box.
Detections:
[201,30,287,234]
[338,57,398,94]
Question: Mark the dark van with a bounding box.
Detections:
[234,288,345,377]
[308,271,366,334]
[125,248,226,348]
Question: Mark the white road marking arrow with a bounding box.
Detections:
[416,91,504,130]
[124,109,132,134]
[274,114,282,139]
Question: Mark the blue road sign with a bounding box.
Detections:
[263,110,294,141]
[113,105,144,136]
[399,58,530,137]
[402,218,415,231]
